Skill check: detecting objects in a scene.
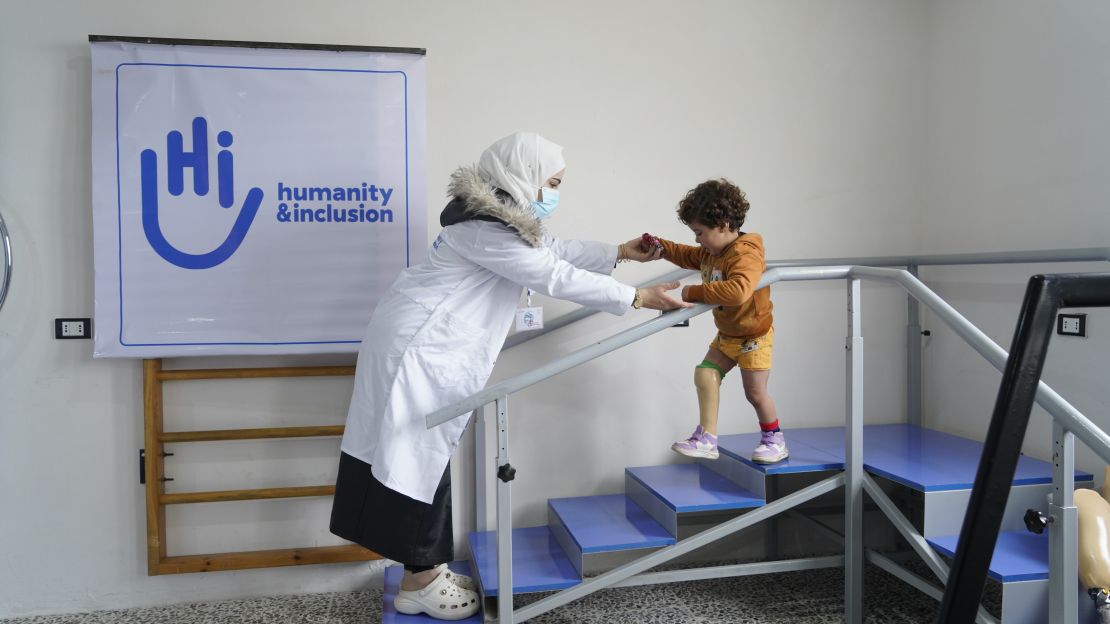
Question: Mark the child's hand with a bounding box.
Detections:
[620,234,663,262]
[637,281,693,311]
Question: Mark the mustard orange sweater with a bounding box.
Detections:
[659,232,773,339]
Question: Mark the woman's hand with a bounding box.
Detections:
[637,281,693,311]
[618,235,663,262]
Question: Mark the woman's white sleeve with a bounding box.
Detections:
[469,231,633,315]
[543,234,618,275]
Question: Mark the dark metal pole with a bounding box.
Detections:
[938,273,1110,623]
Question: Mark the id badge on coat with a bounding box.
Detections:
[516,307,544,331]
[516,289,544,331]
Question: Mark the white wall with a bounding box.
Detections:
[0,0,930,617]
[919,1,1110,478]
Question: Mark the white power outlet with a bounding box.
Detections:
[55,317,91,339]
[61,320,85,337]
[1057,313,1087,337]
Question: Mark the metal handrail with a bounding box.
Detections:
[502,247,1110,349]
[0,210,11,312]
[938,273,1110,624]
[428,266,842,426]
[427,265,1101,433]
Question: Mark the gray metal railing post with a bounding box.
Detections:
[907,264,922,427]
[474,406,491,532]
[845,278,864,622]
[1049,421,1077,623]
[495,396,514,623]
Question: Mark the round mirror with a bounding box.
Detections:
[0,211,11,312]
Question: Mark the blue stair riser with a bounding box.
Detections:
[625,473,678,538]
[547,508,584,577]
[922,482,1092,539]
[695,454,767,498]
[1000,579,1097,624]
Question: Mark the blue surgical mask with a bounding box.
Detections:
[530,187,560,220]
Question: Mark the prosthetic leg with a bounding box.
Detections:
[671,362,724,459]
[694,363,724,435]
[1077,467,1110,622]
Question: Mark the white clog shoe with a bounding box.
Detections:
[394,566,480,620]
[435,563,476,591]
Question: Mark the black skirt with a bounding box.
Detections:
[329,452,453,566]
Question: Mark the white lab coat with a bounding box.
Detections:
[340,169,636,504]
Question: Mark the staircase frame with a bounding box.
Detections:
[428,260,1110,624]
[939,273,1110,624]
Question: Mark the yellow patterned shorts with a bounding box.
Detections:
[710,326,774,371]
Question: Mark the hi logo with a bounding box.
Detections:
[140,117,264,269]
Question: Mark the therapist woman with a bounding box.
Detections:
[330,131,688,620]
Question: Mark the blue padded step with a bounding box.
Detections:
[716,431,844,475]
[701,432,845,499]
[625,463,764,537]
[855,424,1092,491]
[468,526,580,597]
[751,424,1093,492]
[930,532,1101,622]
[927,531,1051,582]
[382,561,482,623]
[548,493,675,576]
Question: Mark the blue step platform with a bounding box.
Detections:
[927,531,1051,582]
[716,431,843,476]
[468,526,580,597]
[851,424,1090,491]
[625,463,764,537]
[928,531,1100,623]
[719,424,1092,491]
[548,493,675,576]
[718,424,1091,538]
[382,561,482,623]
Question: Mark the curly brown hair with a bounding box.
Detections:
[676,178,750,231]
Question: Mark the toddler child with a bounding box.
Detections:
[652,179,786,464]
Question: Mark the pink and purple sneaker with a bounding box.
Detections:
[751,430,789,464]
[671,425,719,459]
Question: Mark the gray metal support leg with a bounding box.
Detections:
[1049,421,1077,624]
[495,396,513,624]
[475,406,490,532]
[907,264,922,428]
[846,278,864,623]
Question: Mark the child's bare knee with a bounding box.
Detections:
[744,386,769,405]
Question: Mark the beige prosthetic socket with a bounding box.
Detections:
[1077,489,1110,591]
[694,365,723,436]
[1077,467,1110,621]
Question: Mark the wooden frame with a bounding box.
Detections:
[142,358,379,575]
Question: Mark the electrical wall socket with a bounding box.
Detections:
[55,318,91,339]
[1057,313,1087,337]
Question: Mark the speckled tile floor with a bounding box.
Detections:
[2,563,982,623]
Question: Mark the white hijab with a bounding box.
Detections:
[477,131,565,208]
